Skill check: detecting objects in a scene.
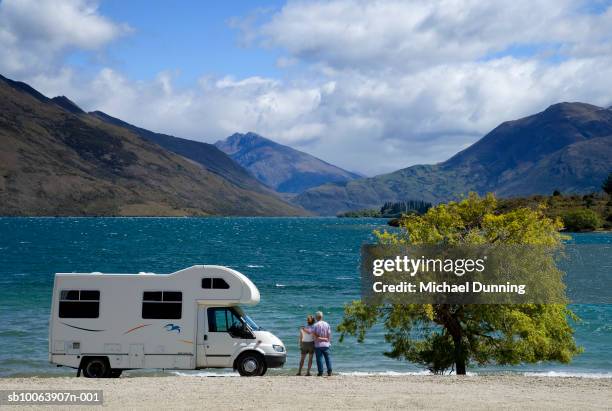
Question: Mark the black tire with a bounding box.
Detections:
[82,358,110,378]
[109,369,122,378]
[236,352,264,377]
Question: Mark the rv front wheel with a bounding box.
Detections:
[82,358,110,378]
[236,352,264,377]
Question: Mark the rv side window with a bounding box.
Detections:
[142,291,182,319]
[201,278,230,289]
[58,290,100,318]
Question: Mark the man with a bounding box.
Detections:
[311,311,332,376]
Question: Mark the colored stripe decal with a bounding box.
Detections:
[60,322,105,332]
[123,324,152,335]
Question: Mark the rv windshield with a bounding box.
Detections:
[234,307,261,331]
[244,315,261,331]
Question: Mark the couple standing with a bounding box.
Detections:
[297,311,332,376]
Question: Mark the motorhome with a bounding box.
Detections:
[49,265,286,377]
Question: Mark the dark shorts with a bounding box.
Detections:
[300,341,315,354]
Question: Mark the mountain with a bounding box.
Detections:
[215,132,361,194]
[294,102,612,215]
[0,74,306,216]
[51,96,85,114]
[0,74,51,103]
[89,111,270,193]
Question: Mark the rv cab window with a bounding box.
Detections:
[201,278,230,289]
[58,290,100,318]
[142,291,182,319]
[207,307,243,333]
[207,307,255,339]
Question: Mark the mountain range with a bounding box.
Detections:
[215,132,361,195]
[0,74,305,216]
[1,74,609,217]
[294,102,612,215]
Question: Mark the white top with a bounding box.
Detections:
[301,326,314,342]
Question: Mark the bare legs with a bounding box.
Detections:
[297,352,306,375]
[306,352,313,375]
[297,352,314,376]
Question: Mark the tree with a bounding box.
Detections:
[338,193,581,375]
[380,200,432,217]
[563,209,601,231]
[603,173,612,196]
[552,189,561,196]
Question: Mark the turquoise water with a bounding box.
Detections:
[0,217,610,377]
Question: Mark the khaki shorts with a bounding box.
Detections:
[300,341,315,354]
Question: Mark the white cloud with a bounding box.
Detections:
[215,76,279,89]
[257,0,612,71]
[35,69,330,145]
[2,0,611,176]
[0,0,129,76]
[26,56,612,176]
[41,54,609,176]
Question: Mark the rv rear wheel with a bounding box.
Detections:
[236,353,265,377]
[82,358,110,378]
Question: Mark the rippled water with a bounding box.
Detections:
[0,217,610,377]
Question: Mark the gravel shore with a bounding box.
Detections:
[1,374,611,410]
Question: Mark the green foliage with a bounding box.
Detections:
[562,209,601,231]
[337,199,432,218]
[497,192,609,232]
[338,193,581,374]
[337,208,381,218]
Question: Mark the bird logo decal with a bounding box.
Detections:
[164,323,181,333]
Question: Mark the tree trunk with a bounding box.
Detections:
[452,333,466,375]
[437,305,467,375]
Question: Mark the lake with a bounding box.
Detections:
[0,217,610,377]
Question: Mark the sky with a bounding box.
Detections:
[1,0,611,176]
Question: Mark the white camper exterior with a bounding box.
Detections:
[49,266,286,377]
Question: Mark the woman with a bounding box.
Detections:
[297,315,315,376]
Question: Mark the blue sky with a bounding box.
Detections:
[1,0,611,175]
[92,0,286,84]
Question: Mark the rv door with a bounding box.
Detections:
[202,306,254,367]
[196,305,208,368]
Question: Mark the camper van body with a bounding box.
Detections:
[48,266,286,377]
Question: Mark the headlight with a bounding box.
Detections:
[272,344,285,353]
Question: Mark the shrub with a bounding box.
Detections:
[563,209,602,231]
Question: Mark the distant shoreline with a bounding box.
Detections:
[337,193,612,233]
[0,214,610,233]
